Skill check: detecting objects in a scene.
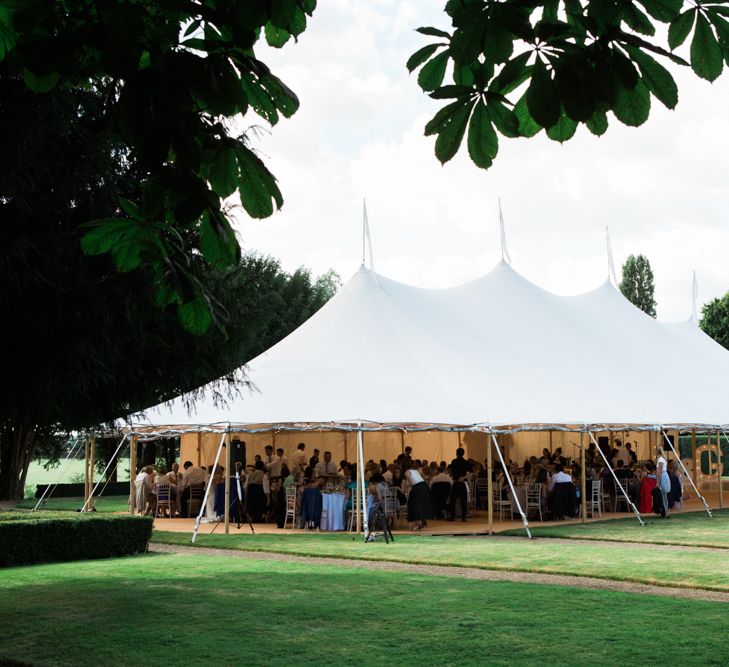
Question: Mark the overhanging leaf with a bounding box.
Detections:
[178,295,213,335]
[691,13,723,81]
[236,146,284,218]
[586,109,609,136]
[668,9,695,49]
[625,46,678,109]
[613,80,651,126]
[407,43,440,73]
[514,93,541,137]
[545,110,577,142]
[417,50,449,92]
[433,98,473,164]
[467,99,498,168]
[209,146,240,198]
[526,58,560,128]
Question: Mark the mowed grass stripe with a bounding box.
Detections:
[151,530,729,592]
[1,553,728,666]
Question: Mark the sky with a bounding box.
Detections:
[232,0,729,322]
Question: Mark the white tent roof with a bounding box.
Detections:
[131,261,729,432]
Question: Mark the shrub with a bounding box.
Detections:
[0,512,153,567]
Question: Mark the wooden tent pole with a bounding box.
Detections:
[486,431,493,535]
[224,430,231,534]
[691,430,697,482]
[717,430,723,510]
[88,435,96,511]
[197,432,201,466]
[83,438,90,509]
[580,431,586,524]
[129,436,137,515]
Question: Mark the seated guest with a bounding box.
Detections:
[548,464,576,518]
[614,460,632,480]
[315,451,338,478]
[367,472,387,527]
[244,461,267,522]
[540,448,552,464]
[212,465,226,518]
[178,460,206,517]
[626,442,638,465]
[167,462,180,486]
[548,464,572,493]
[667,460,682,509]
[135,465,156,515]
[345,464,359,511]
[639,463,657,513]
[301,474,323,529]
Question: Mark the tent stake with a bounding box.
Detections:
[587,430,644,526]
[660,428,712,518]
[192,430,227,543]
[487,427,531,539]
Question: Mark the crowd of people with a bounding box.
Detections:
[133,438,684,526]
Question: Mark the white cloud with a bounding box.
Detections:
[233,1,729,321]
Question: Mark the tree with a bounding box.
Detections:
[0,0,317,333]
[409,1,729,169]
[0,78,337,499]
[700,292,729,350]
[620,254,657,317]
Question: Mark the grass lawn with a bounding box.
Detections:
[23,459,130,498]
[14,495,130,513]
[152,530,729,592]
[500,509,729,548]
[1,552,728,666]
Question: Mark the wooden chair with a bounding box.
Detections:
[155,481,173,517]
[466,478,477,517]
[475,477,489,510]
[187,482,205,518]
[526,483,543,522]
[613,478,631,512]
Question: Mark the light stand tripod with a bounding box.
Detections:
[211,472,255,535]
[365,502,394,544]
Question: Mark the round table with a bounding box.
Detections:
[321,492,346,531]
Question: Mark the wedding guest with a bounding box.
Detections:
[447,448,471,522]
[404,462,433,530]
[315,451,338,478]
[178,461,206,517]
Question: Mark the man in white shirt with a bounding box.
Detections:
[263,445,282,479]
[615,439,630,467]
[548,464,572,492]
[276,448,287,468]
[315,451,338,478]
[178,460,207,517]
[430,467,453,486]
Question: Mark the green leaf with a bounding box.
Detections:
[691,13,724,81]
[625,46,678,109]
[467,99,498,168]
[487,98,519,137]
[209,146,240,198]
[526,58,560,128]
[429,85,474,99]
[708,12,729,64]
[483,20,514,64]
[417,51,449,92]
[424,99,467,136]
[668,9,695,49]
[235,146,284,219]
[81,219,135,256]
[0,11,16,62]
[621,4,655,36]
[491,51,532,94]
[265,22,291,48]
[434,99,473,164]
[240,73,279,124]
[23,69,59,93]
[199,212,238,265]
[178,296,213,335]
[449,6,487,64]
[637,0,682,22]
[613,81,651,126]
[586,109,609,136]
[407,44,440,73]
[119,198,142,220]
[416,26,451,38]
[514,93,541,137]
[545,111,577,142]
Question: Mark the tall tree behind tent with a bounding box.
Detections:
[700,292,729,350]
[620,255,657,318]
[0,80,337,500]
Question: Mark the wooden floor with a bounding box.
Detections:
[154,493,719,538]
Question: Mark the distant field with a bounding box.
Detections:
[24,459,130,498]
[15,496,130,513]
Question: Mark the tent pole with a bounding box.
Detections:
[717,430,723,510]
[196,432,201,467]
[129,436,138,515]
[343,431,348,463]
[357,426,369,539]
[192,431,227,543]
[83,438,90,510]
[487,427,530,539]
[88,435,95,512]
[224,429,231,534]
[82,434,128,512]
[580,430,586,524]
[355,431,361,534]
[660,428,712,518]
[587,430,644,525]
[691,430,697,483]
[487,430,493,535]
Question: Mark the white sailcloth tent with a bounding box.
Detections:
[131,260,729,433]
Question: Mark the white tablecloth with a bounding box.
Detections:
[321,493,346,531]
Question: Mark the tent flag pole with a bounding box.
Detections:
[661,428,712,518]
[357,426,368,540]
[32,435,83,511]
[81,434,129,512]
[587,429,644,526]
[487,427,531,539]
[192,430,227,544]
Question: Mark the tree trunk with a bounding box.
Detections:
[0,422,37,500]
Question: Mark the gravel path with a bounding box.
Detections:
[150,543,729,603]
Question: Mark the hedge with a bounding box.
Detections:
[34,482,130,498]
[0,512,153,567]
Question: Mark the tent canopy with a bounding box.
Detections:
[129,261,729,434]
